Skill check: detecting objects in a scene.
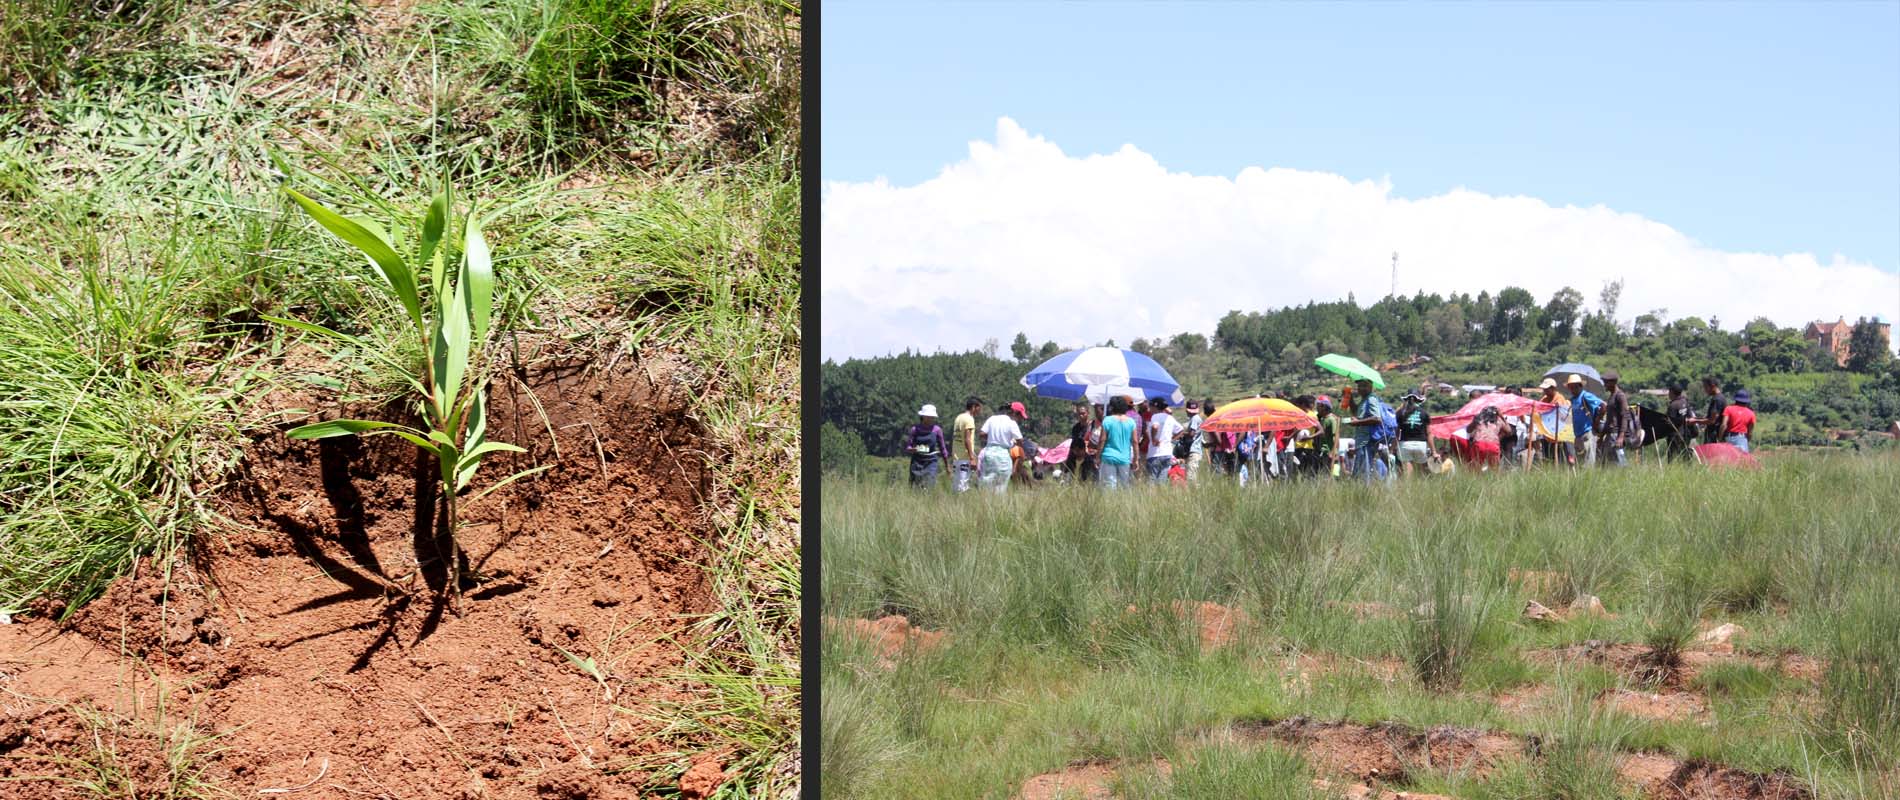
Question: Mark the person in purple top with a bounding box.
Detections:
[902,404,952,488]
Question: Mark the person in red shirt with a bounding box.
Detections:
[1721,390,1757,453]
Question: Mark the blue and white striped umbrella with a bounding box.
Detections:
[1021,347,1185,405]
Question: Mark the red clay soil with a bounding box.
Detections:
[1529,642,1826,688]
[1232,717,1810,800]
[1597,688,1709,722]
[1120,601,1252,651]
[1015,759,1172,800]
[825,615,947,665]
[0,358,727,799]
[1237,716,1526,782]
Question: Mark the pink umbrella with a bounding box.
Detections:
[1428,393,1557,440]
[1693,443,1760,469]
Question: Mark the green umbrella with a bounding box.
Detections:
[1315,353,1385,389]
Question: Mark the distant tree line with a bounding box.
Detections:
[823,283,1900,459]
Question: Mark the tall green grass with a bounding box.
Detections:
[428,0,801,166]
[823,454,1900,798]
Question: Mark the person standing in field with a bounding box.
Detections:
[1721,389,1757,452]
[976,401,1026,494]
[1145,398,1183,480]
[1394,392,1435,477]
[952,395,983,493]
[1597,370,1631,467]
[1182,400,1205,481]
[1343,378,1391,484]
[1311,395,1340,478]
[902,404,951,488]
[1066,402,1099,483]
[1534,378,1574,467]
[1205,401,1233,477]
[1665,383,1695,461]
[1099,395,1137,489]
[1689,377,1729,446]
[1566,375,1604,467]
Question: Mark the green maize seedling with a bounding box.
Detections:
[266,177,547,601]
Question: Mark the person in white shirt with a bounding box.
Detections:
[1145,399,1183,480]
[1183,401,1205,481]
[976,401,1026,493]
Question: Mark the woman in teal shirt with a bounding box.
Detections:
[1099,395,1137,489]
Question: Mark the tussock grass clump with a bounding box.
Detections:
[1641,573,1712,682]
[0,260,244,616]
[1400,526,1502,691]
[1821,582,1900,772]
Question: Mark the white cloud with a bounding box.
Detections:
[822,118,1900,360]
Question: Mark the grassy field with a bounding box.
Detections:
[822,453,1899,799]
[1,0,798,795]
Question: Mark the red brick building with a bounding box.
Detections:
[1804,317,1892,366]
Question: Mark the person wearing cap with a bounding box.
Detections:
[952,395,985,493]
[902,405,951,488]
[1566,374,1604,467]
[1182,400,1206,481]
[1145,397,1184,480]
[1533,377,1575,467]
[1098,395,1138,489]
[1595,370,1631,467]
[1343,378,1392,484]
[1394,391,1437,477]
[976,401,1027,493]
[1720,389,1757,452]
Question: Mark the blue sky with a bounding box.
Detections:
[823,1,1900,273]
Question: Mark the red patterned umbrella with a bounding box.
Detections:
[1428,393,1557,439]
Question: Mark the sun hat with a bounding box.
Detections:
[1565,374,1584,386]
[1186,400,1200,411]
[918,404,938,417]
[1602,370,1620,382]
[1008,401,1028,416]
[1402,392,1424,401]
[1733,390,1752,405]
[1539,377,1558,389]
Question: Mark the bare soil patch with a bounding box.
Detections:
[1236,716,1525,782]
[1597,688,1708,722]
[1529,642,1824,688]
[1,358,723,798]
[1015,758,1164,800]
[825,615,947,665]
[1232,717,1809,799]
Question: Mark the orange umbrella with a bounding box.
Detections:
[1200,397,1319,433]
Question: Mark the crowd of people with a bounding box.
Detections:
[898,375,1759,493]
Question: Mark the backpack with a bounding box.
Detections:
[1367,397,1398,443]
[1173,430,1193,460]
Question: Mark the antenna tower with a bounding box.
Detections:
[1390,252,1398,298]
